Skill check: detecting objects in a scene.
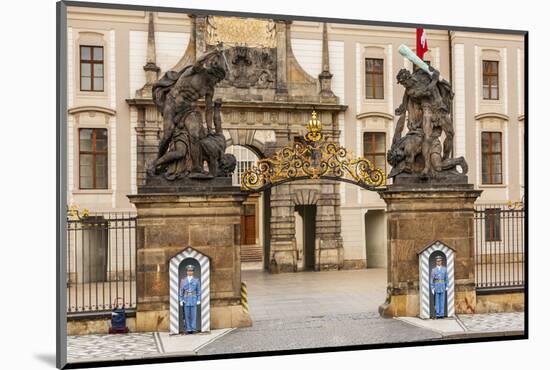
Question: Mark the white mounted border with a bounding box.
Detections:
[169,247,210,334]
[418,240,455,319]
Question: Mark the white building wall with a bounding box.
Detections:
[453,43,466,159]
[67,27,74,205]
[129,31,189,98]
[291,38,345,99]
[340,208,366,263]
[130,107,138,195]
[109,30,117,208]
[338,112,346,204]
[67,115,75,205]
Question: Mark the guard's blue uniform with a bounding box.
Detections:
[179,277,201,333]
[430,266,448,318]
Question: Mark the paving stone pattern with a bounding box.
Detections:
[198,312,443,355]
[458,312,524,332]
[67,332,160,363]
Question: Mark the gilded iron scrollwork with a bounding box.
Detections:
[240,111,386,192]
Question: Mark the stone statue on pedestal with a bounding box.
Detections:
[387,45,468,183]
[146,46,236,179]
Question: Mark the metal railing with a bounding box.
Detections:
[474,203,525,290]
[66,210,137,315]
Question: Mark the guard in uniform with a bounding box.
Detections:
[179,265,201,334]
[430,256,448,319]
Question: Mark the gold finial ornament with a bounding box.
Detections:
[67,204,90,220]
[305,111,323,142]
[507,200,524,210]
[240,110,386,192]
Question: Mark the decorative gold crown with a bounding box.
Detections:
[305,110,323,142]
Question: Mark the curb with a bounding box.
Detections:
[68,351,197,364]
[442,330,525,339]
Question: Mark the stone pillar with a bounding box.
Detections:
[378,185,481,317]
[274,20,289,95]
[195,15,208,55]
[135,107,160,186]
[316,183,344,270]
[269,184,297,272]
[128,181,252,331]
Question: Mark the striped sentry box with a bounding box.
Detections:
[169,247,211,334]
[418,241,455,319]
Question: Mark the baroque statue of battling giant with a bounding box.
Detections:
[146,45,236,179]
[387,45,468,183]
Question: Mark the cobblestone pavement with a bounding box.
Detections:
[241,269,387,321]
[67,271,524,361]
[67,332,161,363]
[67,329,234,364]
[199,269,430,355]
[458,312,524,332]
[198,312,443,355]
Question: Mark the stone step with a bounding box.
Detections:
[241,251,263,257]
[241,245,263,262]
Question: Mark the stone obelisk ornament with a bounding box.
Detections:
[146,45,236,180]
[388,44,468,184]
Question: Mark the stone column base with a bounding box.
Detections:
[269,240,297,273]
[379,287,477,318]
[128,180,252,331]
[135,305,252,332]
[379,184,481,318]
[318,244,344,271]
[136,309,170,332]
[211,304,252,329]
[379,289,420,318]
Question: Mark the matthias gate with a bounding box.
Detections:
[126,14,481,332]
[127,15,350,273]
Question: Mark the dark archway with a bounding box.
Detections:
[365,210,387,268]
[295,204,317,271]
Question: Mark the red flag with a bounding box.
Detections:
[416,28,429,60]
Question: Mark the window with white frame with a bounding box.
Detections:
[481,131,503,185]
[80,45,104,92]
[363,131,386,175]
[482,60,499,100]
[79,128,108,189]
[365,58,384,99]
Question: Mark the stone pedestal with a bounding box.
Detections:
[128,178,252,331]
[378,184,481,317]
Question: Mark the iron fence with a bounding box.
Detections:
[66,211,137,315]
[474,203,525,290]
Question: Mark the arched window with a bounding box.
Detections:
[225,145,259,186]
